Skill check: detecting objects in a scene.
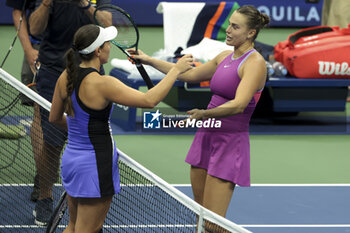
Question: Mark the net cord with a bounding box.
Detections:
[117,150,251,233]
[0,68,51,112]
[0,67,251,233]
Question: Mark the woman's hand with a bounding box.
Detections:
[127,49,152,65]
[25,47,39,74]
[187,108,206,120]
[173,54,194,74]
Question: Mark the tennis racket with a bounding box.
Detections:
[94,4,154,89]
[1,0,27,68]
[46,191,68,233]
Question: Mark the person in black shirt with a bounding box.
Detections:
[29,0,111,226]
[6,0,43,203]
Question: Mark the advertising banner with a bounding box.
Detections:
[1,0,323,27]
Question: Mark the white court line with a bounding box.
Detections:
[0,184,156,187]
[172,184,350,187]
[0,184,62,187]
[241,224,350,228]
[2,183,350,187]
[1,184,349,229]
[2,224,350,229]
[250,184,350,187]
[103,224,196,228]
[0,224,197,228]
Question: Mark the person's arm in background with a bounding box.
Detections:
[12,9,38,74]
[29,0,51,36]
[81,0,112,26]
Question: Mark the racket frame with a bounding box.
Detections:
[94,4,154,89]
[46,191,68,233]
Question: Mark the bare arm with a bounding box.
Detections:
[128,49,231,83]
[12,9,38,73]
[29,0,51,36]
[29,0,105,36]
[49,71,67,129]
[188,53,267,119]
[102,55,194,108]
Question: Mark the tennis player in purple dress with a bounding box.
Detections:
[49,24,193,233]
[130,5,270,219]
[185,48,262,188]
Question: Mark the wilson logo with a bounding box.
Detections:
[318,61,350,76]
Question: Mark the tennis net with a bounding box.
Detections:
[0,68,251,233]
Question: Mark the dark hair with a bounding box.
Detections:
[236,5,270,41]
[64,24,99,117]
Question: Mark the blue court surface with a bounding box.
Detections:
[0,184,349,232]
[180,184,350,233]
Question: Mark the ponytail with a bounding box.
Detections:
[64,24,101,116]
[64,48,78,117]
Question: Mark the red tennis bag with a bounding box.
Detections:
[274,25,350,79]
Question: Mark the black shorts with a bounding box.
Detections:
[36,65,67,147]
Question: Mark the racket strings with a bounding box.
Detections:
[96,8,138,48]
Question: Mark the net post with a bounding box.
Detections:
[197,208,204,233]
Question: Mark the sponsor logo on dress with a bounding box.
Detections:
[224,63,232,68]
[318,61,350,76]
[116,104,129,111]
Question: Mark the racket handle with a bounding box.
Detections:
[135,62,154,89]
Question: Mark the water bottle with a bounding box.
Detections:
[272,61,288,77]
[265,61,274,77]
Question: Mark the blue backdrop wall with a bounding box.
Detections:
[1,0,323,27]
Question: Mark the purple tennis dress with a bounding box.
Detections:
[185,49,262,187]
[61,68,120,197]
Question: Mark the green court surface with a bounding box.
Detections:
[115,134,350,184]
[1,24,350,186]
